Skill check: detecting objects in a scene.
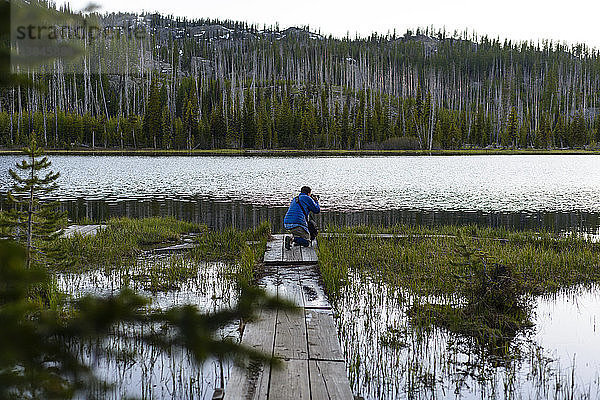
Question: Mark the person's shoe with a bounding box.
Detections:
[284,235,292,250]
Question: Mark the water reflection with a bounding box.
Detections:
[56,257,239,400]
[45,197,600,237]
[335,271,600,400]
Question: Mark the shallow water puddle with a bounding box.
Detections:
[56,259,240,400]
[333,271,600,399]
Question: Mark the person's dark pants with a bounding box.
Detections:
[287,215,318,247]
[308,220,318,241]
[288,226,311,247]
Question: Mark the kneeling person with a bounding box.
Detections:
[283,186,320,249]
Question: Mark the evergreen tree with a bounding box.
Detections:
[555,115,567,148]
[2,136,66,268]
[449,116,462,149]
[184,100,199,150]
[209,104,227,149]
[472,106,486,147]
[173,117,186,149]
[143,77,163,149]
[571,113,587,147]
[241,93,256,148]
[341,100,350,149]
[161,106,172,149]
[537,115,546,148]
[355,91,365,147]
[434,118,443,149]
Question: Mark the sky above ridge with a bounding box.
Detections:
[58,0,600,49]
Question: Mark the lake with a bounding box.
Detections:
[3,154,600,399]
[1,155,600,235]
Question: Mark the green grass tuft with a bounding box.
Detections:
[318,225,600,297]
[55,217,205,270]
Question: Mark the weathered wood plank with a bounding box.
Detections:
[259,269,279,298]
[295,265,330,309]
[309,360,354,400]
[277,278,304,307]
[263,236,284,263]
[277,263,299,281]
[268,359,310,400]
[274,308,308,360]
[283,243,303,263]
[306,309,344,361]
[267,259,318,266]
[224,306,276,399]
[300,282,331,309]
[62,224,105,238]
[300,245,318,263]
[241,308,277,354]
[153,242,197,254]
[265,235,317,265]
[224,360,270,400]
[227,231,352,399]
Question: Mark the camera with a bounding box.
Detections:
[311,194,320,201]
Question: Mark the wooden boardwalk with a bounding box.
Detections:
[225,234,353,400]
[263,234,319,265]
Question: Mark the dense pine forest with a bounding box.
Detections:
[3,8,600,150]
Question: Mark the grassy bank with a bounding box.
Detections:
[2,148,600,157]
[55,217,272,295]
[189,222,271,285]
[57,217,269,273]
[56,217,203,269]
[318,225,600,296]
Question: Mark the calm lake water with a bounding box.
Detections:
[1,155,600,234]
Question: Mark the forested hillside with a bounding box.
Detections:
[3,8,600,150]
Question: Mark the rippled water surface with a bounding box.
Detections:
[0,155,599,211]
[2,154,600,233]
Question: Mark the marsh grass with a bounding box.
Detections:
[107,216,204,246]
[406,234,534,348]
[319,224,600,356]
[190,221,271,285]
[55,217,204,270]
[321,226,600,399]
[129,256,199,293]
[54,217,271,292]
[324,223,575,242]
[318,225,600,297]
[24,218,280,399]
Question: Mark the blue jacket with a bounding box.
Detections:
[283,193,320,233]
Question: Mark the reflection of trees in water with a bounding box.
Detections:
[2,195,597,234]
[41,196,600,236]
